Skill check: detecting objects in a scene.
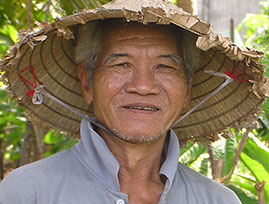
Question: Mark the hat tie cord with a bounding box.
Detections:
[40,88,115,135]
[224,62,252,83]
[18,65,45,105]
[171,70,235,128]
[18,64,251,135]
[172,63,252,128]
[18,66,115,136]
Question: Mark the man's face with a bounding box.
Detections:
[90,22,190,143]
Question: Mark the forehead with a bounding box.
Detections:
[99,20,181,55]
[102,20,179,38]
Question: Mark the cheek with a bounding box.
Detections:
[93,70,130,102]
[158,73,188,97]
[107,74,128,91]
[158,73,189,114]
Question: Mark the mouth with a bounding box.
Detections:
[123,105,159,112]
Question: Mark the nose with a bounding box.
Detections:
[125,68,161,95]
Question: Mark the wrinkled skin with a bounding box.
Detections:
[79,22,190,143]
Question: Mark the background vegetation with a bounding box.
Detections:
[0,0,268,203]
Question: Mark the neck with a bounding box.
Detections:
[98,129,167,178]
[98,129,167,203]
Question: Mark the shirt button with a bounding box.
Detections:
[116,199,125,204]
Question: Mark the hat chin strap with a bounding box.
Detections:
[28,70,233,137]
[36,88,115,136]
[171,70,233,128]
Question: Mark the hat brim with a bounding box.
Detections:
[1,0,267,143]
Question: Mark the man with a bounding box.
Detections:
[0,0,266,203]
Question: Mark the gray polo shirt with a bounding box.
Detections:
[0,119,241,204]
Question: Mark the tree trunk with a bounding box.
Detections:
[26,0,32,29]
[19,122,32,166]
[45,0,51,22]
[177,0,194,14]
[0,138,3,180]
[33,126,45,160]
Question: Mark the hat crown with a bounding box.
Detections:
[104,0,181,13]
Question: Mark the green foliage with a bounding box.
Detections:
[179,143,206,166]
[232,180,257,196]
[0,25,17,56]
[0,0,86,174]
[0,0,47,57]
[238,1,269,75]
[234,3,269,202]
[238,1,269,51]
[221,138,236,177]
[43,131,78,157]
[244,136,269,173]
[0,0,52,29]
[240,152,269,202]
[199,157,209,176]
[0,88,26,162]
[228,185,258,204]
[56,0,111,15]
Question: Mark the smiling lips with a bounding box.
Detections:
[123,104,159,112]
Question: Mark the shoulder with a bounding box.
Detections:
[6,149,75,179]
[175,163,241,203]
[0,150,75,204]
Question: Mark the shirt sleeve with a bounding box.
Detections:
[0,168,36,204]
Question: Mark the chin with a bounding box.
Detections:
[111,127,166,144]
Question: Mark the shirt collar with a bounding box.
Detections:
[73,119,180,192]
[160,130,180,191]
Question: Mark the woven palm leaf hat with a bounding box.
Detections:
[1,0,268,144]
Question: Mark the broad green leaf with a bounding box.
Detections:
[43,131,63,144]
[211,138,225,160]
[243,136,269,173]
[234,173,256,183]
[240,152,269,202]
[5,25,18,42]
[222,138,235,177]
[232,181,257,196]
[199,157,209,176]
[179,143,206,166]
[179,142,195,155]
[228,184,258,204]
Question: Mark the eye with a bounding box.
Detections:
[107,62,131,69]
[115,62,130,67]
[157,64,174,69]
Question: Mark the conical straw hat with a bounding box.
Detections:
[1,0,268,144]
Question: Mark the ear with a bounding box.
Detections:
[77,64,93,105]
[183,89,192,108]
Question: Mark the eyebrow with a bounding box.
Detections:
[157,54,183,65]
[102,53,183,65]
[102,53,130,64]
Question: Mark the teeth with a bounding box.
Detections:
[125,106,158,111]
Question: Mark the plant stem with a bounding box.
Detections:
[255,181,266,204]
[223,127,252,184]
